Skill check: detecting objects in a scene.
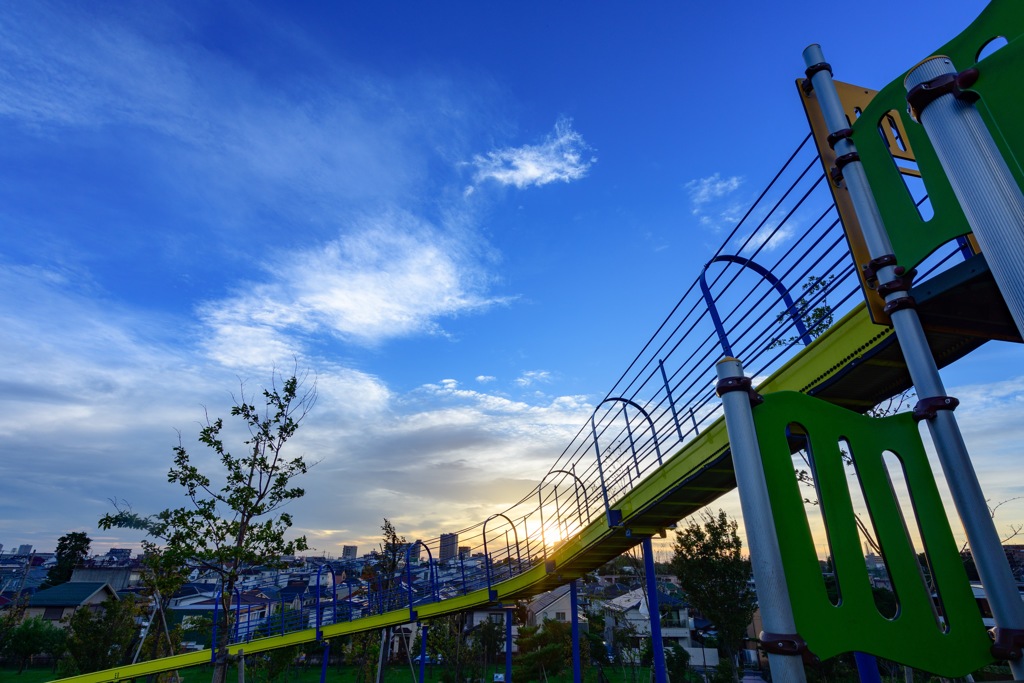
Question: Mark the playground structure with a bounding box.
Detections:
[60,2,1024,681]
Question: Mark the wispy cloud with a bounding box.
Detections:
[514,370,552,387]
[476,375,496,383]
[471,118,596,190]
[686,172,745,232]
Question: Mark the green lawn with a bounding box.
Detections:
[0,663,672,683]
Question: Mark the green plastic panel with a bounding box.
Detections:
[753,392,993,676]
[853,0,1024,271]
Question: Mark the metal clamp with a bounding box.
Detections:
[829,152,861,186]
[715,376,763,406]
[883,295,917,315]
[991,626,1024,660]
[862,254,897,287]
[801,61,833,95]
[913,396,960,422]
[826,128,854,150]
[876,267,916,298]
[906,68,980,122]
[759,631,809,656]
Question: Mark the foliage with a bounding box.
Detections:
[61,595,142,675]
[663,641,691,682]
[375,519,408,612]
[421,615,473,683]
[514,618,585,681]
[40,532,91,590]
[769,274,837,349]
[671,509,754,683]
[99,371,317,683]
[344,630,381,683]
[4,617,65,674]
[133,545,191,665]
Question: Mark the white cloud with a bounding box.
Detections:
[476,375,496,383]
[686,173,743,208]
[736,224,796,254]
[686,173,745,233]
[514,370,552,387]
[200,212,508,362]
[472,118,595,190]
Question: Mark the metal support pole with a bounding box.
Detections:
[570,580,582,683]
[419,624,428,683]
[905,56,1024,338]
[320,642,330,683]
[805,43,1024,679]
[716,358,807,681]
[505,608,514,683]
[642,537,668,683]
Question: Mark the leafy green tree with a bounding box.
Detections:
[5,616,65,673]
[99,371,317,683]
[671,509,755,683]
[40,532,91,589]
[61,595,141,675]
[514,618,581,681]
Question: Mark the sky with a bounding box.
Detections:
[3,0,1023,559]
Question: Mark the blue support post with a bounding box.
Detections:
[505,608,513,683]
[853,652,882,683]
[419,624,429,683]
[320,641,331,683]
[642,538,667,683]
[570,580,581,683]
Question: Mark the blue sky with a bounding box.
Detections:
[4,0,1022,557]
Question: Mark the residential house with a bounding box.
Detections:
[24,582,119,626]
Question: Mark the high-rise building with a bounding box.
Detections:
[16,544,32,556]
[342,545,358,560]
[439,533,458,562]
[458,546,471,559]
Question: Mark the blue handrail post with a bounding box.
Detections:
[699,254,812,357]
[316,563,337,641]
[483,514,521,601]
[590,398,664,527]
[405,540,437,621]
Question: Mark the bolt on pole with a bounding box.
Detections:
[804,43,1024,680]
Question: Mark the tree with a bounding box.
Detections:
[671,509,755,683]
[61,595,141,675]
[40,532,91,589]
[5,616,65,673]
[100,371,317,683]
[375,518,408,613]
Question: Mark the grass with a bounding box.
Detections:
[0,662,676,683]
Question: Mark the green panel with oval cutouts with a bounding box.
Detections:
[752,391,992,675]
[851,0,1024,270]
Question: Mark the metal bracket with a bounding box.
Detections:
[759,631,809,656]
[913,396,960,422]
[715,375,763,406]
[991,626,1024,660]
[906,68,980,122]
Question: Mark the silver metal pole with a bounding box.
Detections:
[804,43,1024,679]
[716,358,807,681]
[905,56,1024,339]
